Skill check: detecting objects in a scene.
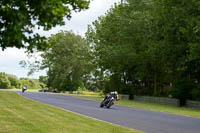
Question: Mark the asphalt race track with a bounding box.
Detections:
[17,92,200,133]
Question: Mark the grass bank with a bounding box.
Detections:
[1,88,39,92]
[69,94,200,118]
[0,91,141,133]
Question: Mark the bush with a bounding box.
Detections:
[7,74,19,88]
[0,73,11,89]
[0,78,11,89]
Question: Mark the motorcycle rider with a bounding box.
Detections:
[22,85,27,93]
[109,91,119,101]
[100,91,119,108]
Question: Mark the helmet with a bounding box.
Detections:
[110,92,114,95]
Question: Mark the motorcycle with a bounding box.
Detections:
[100,91,119,108]
[22,85,27,93]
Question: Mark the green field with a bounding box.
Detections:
[70,94,200,118]
[1,89,39,93]
[0,91,142,133]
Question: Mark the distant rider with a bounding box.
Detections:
[22,85,27,93]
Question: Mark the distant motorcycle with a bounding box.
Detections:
[22,85,27,93]
[100,91,119,108]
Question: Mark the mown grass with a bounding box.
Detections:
[70,94,200,118]
[0,91,141,133]
[65,91,99,96]
[1,88,39,92]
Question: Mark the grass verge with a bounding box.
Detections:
[70,94,200,118]
[0,88,39,92]
[0,91,141,133]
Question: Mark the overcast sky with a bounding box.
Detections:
[0,0,121,79]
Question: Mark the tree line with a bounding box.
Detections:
[0,72,45,90]
[85,0,200,103]
[19,0,200,105]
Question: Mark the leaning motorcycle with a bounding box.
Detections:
[100,91,119,108]
[22,85,27,93]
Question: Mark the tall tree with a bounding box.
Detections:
[86,0,200,98]
[41,31,92,91]
[86,1,154,94]
[0,0,90,51]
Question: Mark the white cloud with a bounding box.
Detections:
[0,0,121,79]
[0,48,46,78]
[37,0,121,37]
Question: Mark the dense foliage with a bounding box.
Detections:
[86,0,200,101]
[0,72,44,89]
[170,80,196,106]
[40,31,93,91]
[20,0,200,103]
[0,0,90,51]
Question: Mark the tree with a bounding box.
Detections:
[0,72,11,89]
[170,80,196,106]
[41,31,93,91]
[86,0,200,99]
[19,78,44,89]
[39,76,48,88]
[6,74,20,88]
[86,1,154,95]
[0,0,90,51]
